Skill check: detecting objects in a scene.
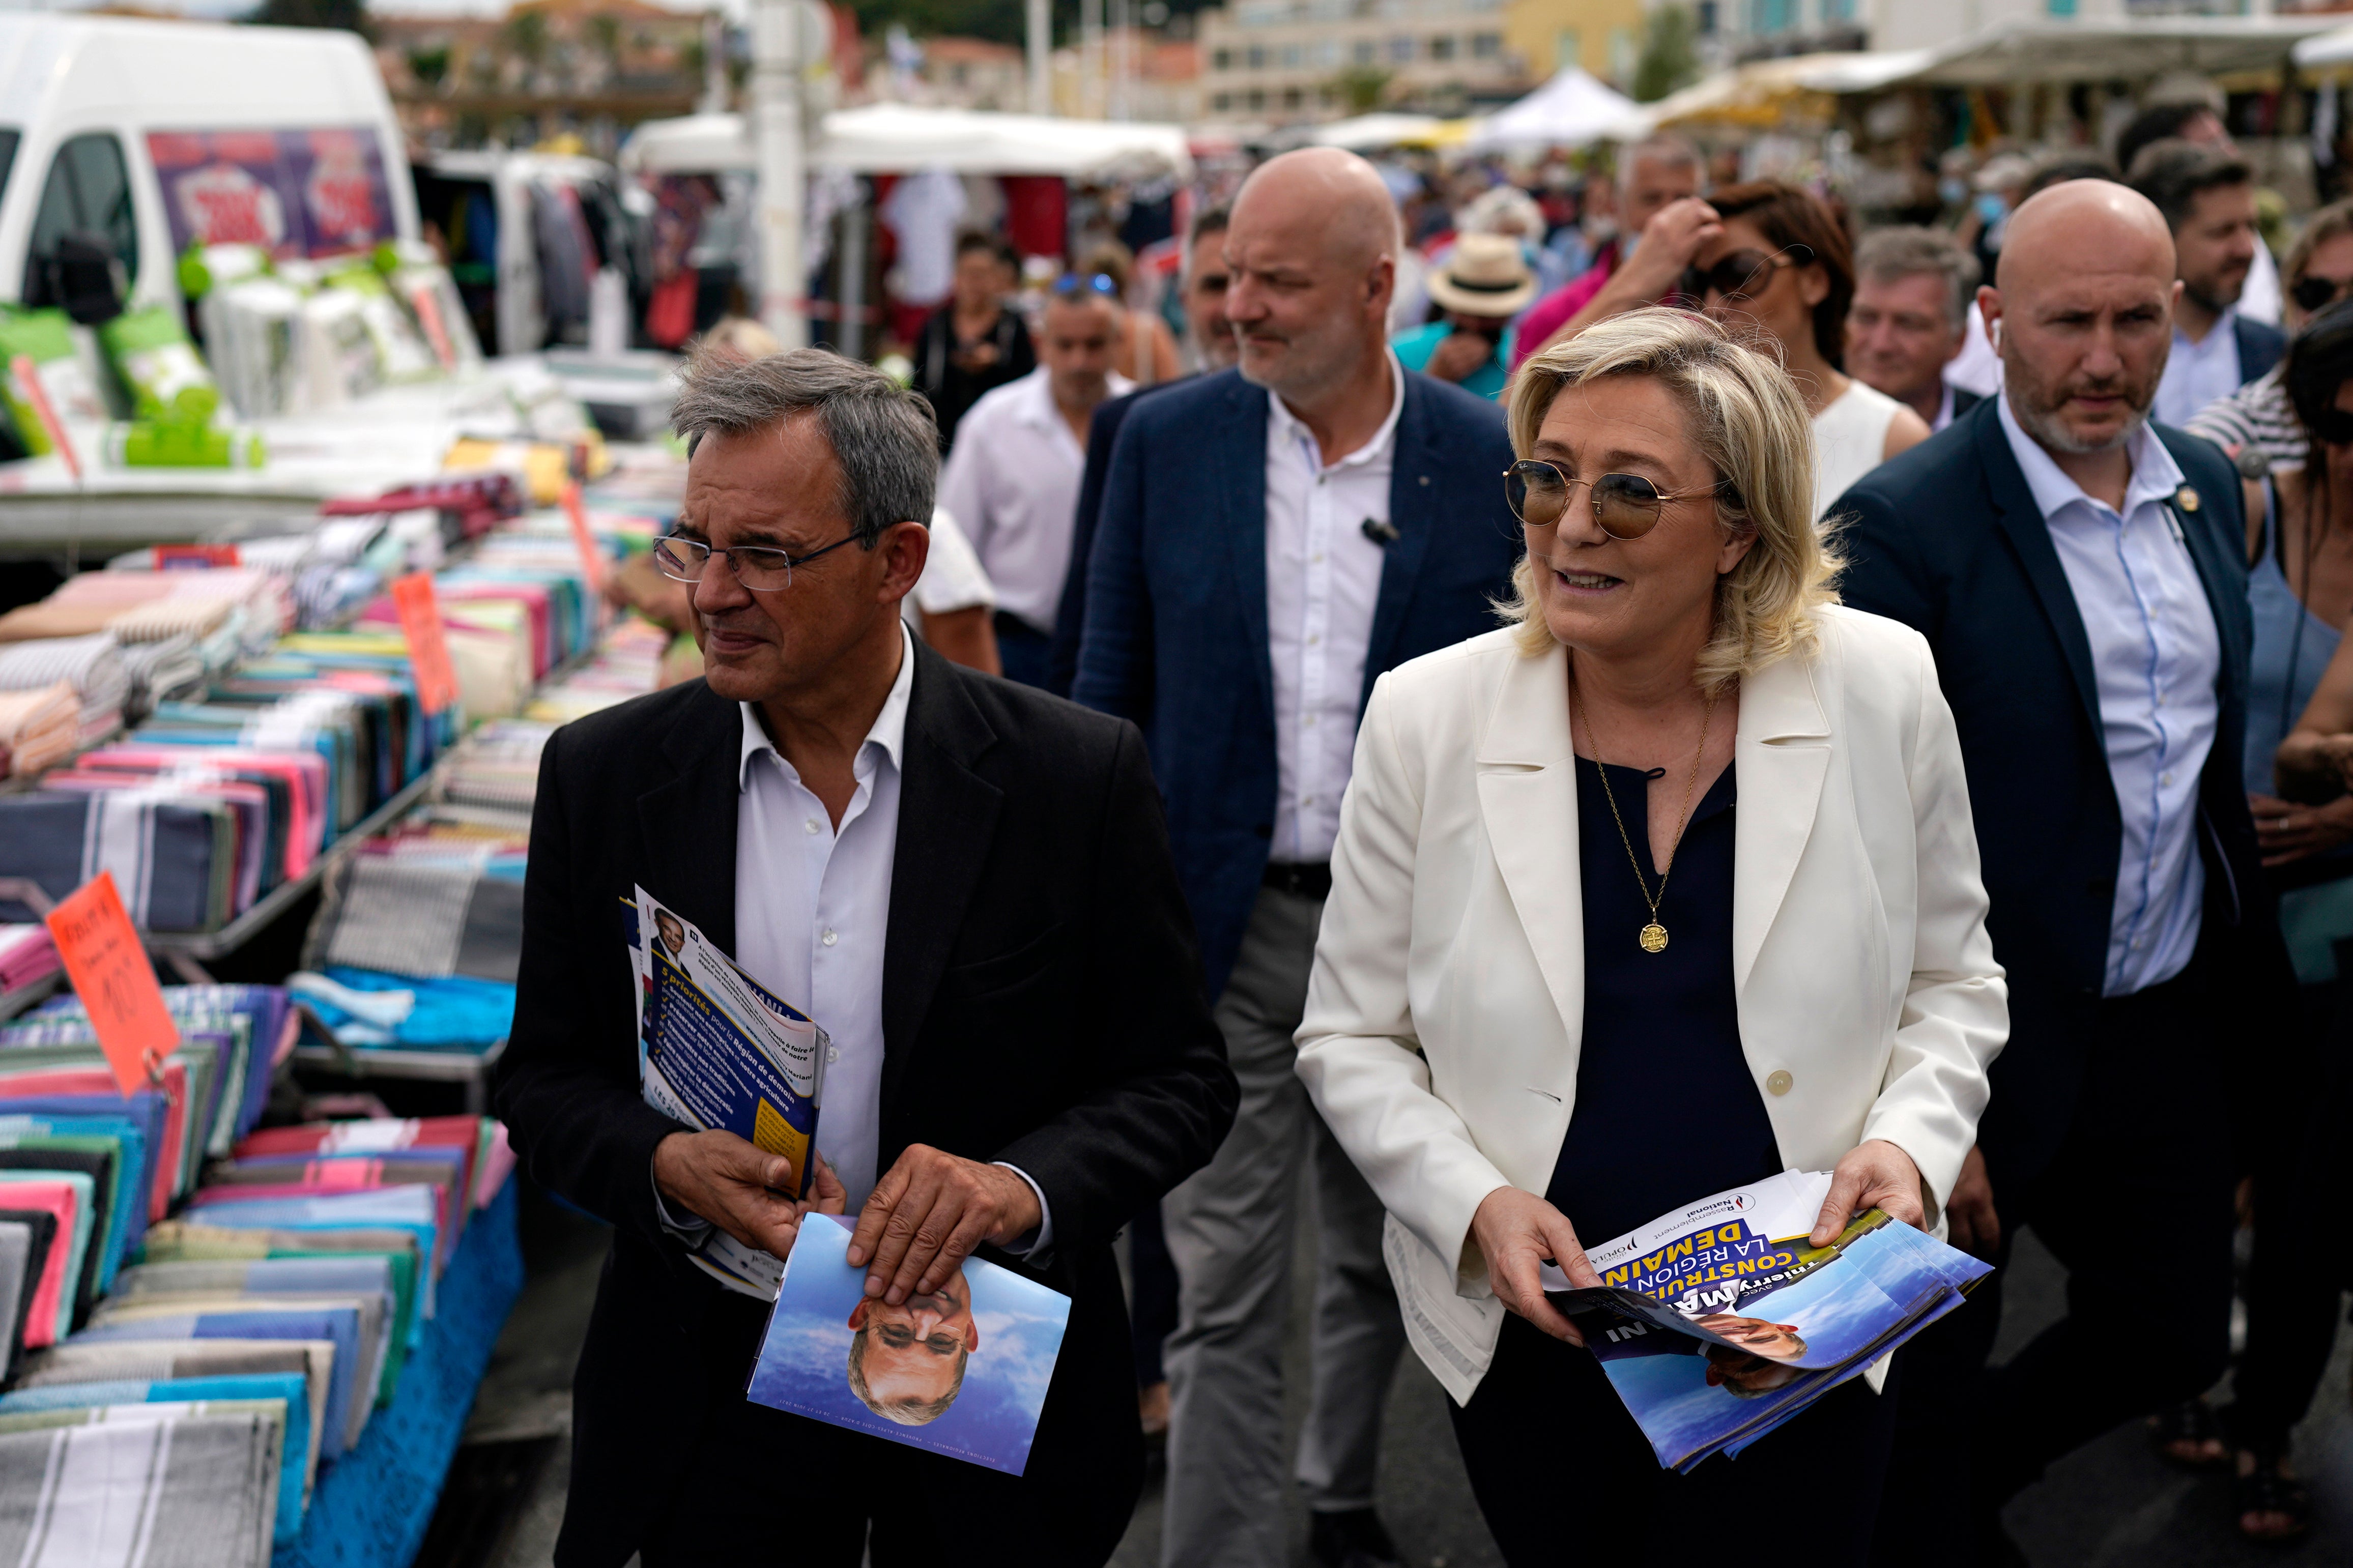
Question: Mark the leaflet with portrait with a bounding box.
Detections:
[747,1214,1071,1475]
[1543,1170,1992,1471]
[627,885,828,1299]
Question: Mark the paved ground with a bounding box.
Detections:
[433,1185,2351,1568]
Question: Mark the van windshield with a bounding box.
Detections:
[0,131,18,208]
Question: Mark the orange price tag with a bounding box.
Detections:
[561,481,607,595]
[44,872,178,1096]
[390,572,460,716]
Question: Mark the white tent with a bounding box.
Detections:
[2297,23,2353,69]
[1309,112,1447,151]
[1466,67,1642,152]
[621,103,1193,182]
[1625,50,1934,134]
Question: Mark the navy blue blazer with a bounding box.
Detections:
[1072,366,1519,999]
[1837,396,2290,1185]
[2235,313,2286,387]
[1047,381,1181,698]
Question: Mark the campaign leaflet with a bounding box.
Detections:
[1546,1171,1992,1472]
[747,1214,1071,1476]
[627,887,828,1300]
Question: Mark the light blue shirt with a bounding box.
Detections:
[2153,305,2244,429]
[1998,393,2221,997]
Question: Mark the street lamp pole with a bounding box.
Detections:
[753,0,808,348]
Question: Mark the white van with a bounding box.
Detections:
[0,13,416,314]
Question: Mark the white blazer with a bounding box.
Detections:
[1294,608,2007,1405]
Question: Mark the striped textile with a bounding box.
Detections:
[0,685,77,779]
[0,1406,279,1566]
[2186,366,2305,471]
[0,635,127,745]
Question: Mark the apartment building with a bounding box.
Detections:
[1196,0,1527,121]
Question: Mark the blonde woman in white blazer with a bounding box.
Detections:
[1295,308,2007,1562]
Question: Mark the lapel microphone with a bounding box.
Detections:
[1361,517,1400,546]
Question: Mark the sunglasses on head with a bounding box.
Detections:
[1052,271,1120,300]
[1678,244,1815,306]
[2292,273,2353,315]
[1504,460,1725,540]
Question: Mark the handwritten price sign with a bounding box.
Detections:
[390,571,460,716]
[44,872,177,1096]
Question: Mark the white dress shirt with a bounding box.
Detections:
[1265,353,1404,865]
[2154,307,2245,429]
[1997,394,2220,996]
[936,365,1133,634]
[1931,384,1959,433]
[657,625,1049,1252]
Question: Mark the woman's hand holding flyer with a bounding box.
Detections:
[1469,1184,1604,1345]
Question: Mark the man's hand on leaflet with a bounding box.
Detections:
[846,1143,1043,1305]
[653,1130,845,1257]
[1943,1144,2000,1259]
[1809,1139,1928,1246]
[1470,1185,1600,1346]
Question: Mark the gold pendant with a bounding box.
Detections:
[1639,922,1669,953]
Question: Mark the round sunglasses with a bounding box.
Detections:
[1504,460,1723,540]
[1678,243,1815,306]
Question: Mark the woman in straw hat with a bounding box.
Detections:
[1392,231,1538,399]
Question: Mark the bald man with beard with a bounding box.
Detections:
[1073,149,1519,1568]
[1837,181,2292,1564]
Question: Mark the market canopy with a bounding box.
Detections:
[621,103,1193,181]
[1628,50,1932,133]
[1918,17,2332,86]
[1307,112,1448,151]
[2297,23,2353,69]
[1465,66,1641,151]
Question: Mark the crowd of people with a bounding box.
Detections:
[497,91,2353,1568]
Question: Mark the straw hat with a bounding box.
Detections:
[1426,233,1537,317]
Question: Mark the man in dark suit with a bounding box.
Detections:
[1838,181,2293,1565]
[496,348,1236,1568]
[1046,204,1237,699]
[2130,139,2286,428]
[1073,148,1519,1568]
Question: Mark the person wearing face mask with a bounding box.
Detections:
[1681,182,1930,521]
[2188,198,2353,470]
[2129,140,2285,430]
[1836,180,2293,1566]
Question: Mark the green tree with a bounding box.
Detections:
[1630,5,1699,104]
[245,0,368,34]
[504,10,551,78]
[589,13,623,73]
[407,44,451,90]
[1331,64,1390,114]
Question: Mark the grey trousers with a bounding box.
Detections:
[1160,886,1407,1568]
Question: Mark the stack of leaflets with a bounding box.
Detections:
[1545,1171,1991,1471]
[627,886,827,1299]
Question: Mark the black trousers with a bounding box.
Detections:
[1871,968,2239,1563]
[1450,1314,1901,1566]
[1128,1198,1178,1388]
[636,1292,954,1567]
[2230,978,2353,1449]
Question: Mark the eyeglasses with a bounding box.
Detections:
[2292,273,2353,315]
[1052,272,1120,300]
[651,532,861,592]
[1678,244,1815,306]
[1504,460,1723,540]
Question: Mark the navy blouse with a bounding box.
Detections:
[1544,758,1782,1249]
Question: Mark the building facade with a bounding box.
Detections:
[1500,0,1646,89]
[1196,0,1528,121]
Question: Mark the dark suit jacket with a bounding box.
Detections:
[1947,386,1983,424]
[495,643,1237,1566]
[1837,397,2290,1187]
[1070,366,1520,999]
[2235,313,2287,388]
[1047,381,1183,698]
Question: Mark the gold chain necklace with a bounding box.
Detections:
[1568,674,1718,954]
